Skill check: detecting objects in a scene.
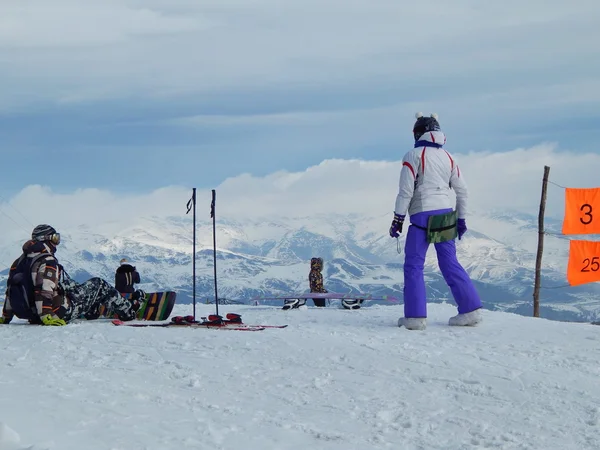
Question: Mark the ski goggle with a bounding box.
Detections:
[38,233,61,245]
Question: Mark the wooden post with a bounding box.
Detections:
[533,165,550,317]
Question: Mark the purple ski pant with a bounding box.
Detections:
[403,209,481,318]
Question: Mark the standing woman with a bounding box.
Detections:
[389,113,482,330]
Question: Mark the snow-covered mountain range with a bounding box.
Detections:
[1,210,599,322]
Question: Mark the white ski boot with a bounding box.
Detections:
[398,317,427,330]
[448,309,482,326]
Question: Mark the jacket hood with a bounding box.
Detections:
[414,130,446,148]
[116,264,136,273]
[310,257,323,271]
[22,239,56,256]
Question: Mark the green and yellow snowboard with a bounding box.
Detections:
[98,291,177,321]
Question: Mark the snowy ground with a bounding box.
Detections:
[1,302,600,450]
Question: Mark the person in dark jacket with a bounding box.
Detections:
[1,225,142,326]
[309,257,327,307]
[282,257,328,310]
[115,258,141,294]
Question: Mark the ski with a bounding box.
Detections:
[218,322,288,329]
[218,313,288,329]
[174,313,288,328]
[111,319,265,331]
[112,313,287,330]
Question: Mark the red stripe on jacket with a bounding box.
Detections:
[403,161,415,178]
[444,150,454,170]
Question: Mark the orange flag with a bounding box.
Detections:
[567,240,600,286]
[562,188,600,235]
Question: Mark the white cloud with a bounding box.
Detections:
[0,0,599,107]
[1,144,597,241]
[214,144,600,221]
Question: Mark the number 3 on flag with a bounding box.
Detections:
[562,188,600,234]
[567,240,600,286]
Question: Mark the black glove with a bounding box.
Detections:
[389,214,405,238]
[457,218,467,240]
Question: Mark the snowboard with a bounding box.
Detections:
[98,291,177,321]
[253,292,400,309]
[253,292,400,302]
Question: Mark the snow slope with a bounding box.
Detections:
[1,303,600,450]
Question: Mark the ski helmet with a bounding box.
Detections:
[413,112,440,140]
[31,224,60,245]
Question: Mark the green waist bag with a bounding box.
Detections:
[426,210,458,244]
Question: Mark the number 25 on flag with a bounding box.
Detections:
[567,240,600,286]
[562,188,600,235]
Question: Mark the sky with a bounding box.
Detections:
[1,0,600,229]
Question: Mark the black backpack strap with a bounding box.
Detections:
[6,253,26,286]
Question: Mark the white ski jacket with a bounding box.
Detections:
[394,130,468,218]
